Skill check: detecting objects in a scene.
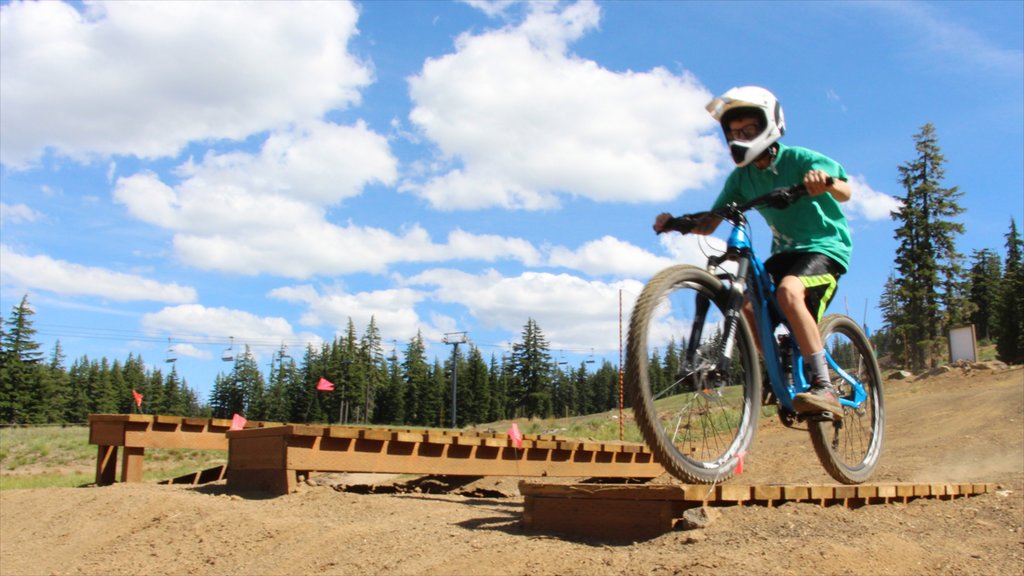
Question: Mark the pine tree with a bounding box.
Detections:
[510,319,554,418]
[375,344,405,424]
[0,295,45,423]
[360,317,387,424]
[39,341,69,423]
[968,249,1002,342]
[488,354,508,422]
[263,354,294,422]
[402,332,430,425]
[890,124,966,370]
[996,218,1024,363]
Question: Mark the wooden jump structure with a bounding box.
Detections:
[226,424,664,495]
[88,414,275,485]
[87,414,663,491]
[520,481,998,540]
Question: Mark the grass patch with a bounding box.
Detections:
[0,426,228,490]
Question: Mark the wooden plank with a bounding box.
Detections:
[834,485,858,500]
[328,427,362,439]
[95,445,118,486]
[518,482,687,501]
[753,485,782,502]
[718,484,751,503]
[120,447,145,483]
[89,421,127,446]
[875,484,898,499]
[226,468,295,495]
[782,485,811,501]
[523,496,674,541]
[362,429,392,442]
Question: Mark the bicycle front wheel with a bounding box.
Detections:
[809,314,885,484]
[626,265,761,484]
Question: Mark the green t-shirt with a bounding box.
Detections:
[711,143,852,271]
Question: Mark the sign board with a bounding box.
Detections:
[948,325,977,363]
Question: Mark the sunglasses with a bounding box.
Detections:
[726,123,763,142]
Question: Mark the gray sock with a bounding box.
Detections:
[805,350,830,386]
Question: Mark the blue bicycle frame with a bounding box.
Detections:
[721,218,867,414]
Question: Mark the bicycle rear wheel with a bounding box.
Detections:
[626,265,761,484]
[809,314,885,484]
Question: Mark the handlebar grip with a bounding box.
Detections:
[657,213,703,235]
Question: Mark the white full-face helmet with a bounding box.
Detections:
[706,86,786,167]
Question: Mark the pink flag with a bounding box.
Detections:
[508,423,523,448]
[735,450,747,475]
[230,413,247,431]
[131,389,143,408]
[316,377,335,392]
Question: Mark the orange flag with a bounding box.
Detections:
[316,377,335,391]
[132,389,143,408]
[230,413,247,431]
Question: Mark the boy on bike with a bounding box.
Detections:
[654,86,852,418]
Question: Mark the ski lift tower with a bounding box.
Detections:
[443,331,469,429]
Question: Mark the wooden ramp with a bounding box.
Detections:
[88,414,276,485]
[225,424,663,495]
[158,465,228,486]
[520,481,998,541]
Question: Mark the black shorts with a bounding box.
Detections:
[764,252,845,321]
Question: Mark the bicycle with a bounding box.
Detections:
[626,181,884,485]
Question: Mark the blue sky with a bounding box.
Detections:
[1,0,1022,401]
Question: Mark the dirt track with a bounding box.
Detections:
[1,367,1022,576]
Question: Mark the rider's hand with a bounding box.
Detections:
[653,212,673,233]
[804,170,833,196]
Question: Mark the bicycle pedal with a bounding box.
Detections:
[808,411,841,422]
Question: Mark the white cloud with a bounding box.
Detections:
[0,0,369,167]
[407,267,645,352]
[141,304,319,360]
[0,202,42,224]
[405,1,723,210]
[0,244,196,303]
[546,235,674,277]
[110,122,548,278]
[847,175,901,221]
[269,284,427,342]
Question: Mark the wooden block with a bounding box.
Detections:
[394,431,424,444]
[834,485,858,500]
[89,421,127,447]
[362,429,392,442]
[95,445,118,486]
[482,437,508,448]
[810,485,834,501]
[896,484,916,497]
[782,485,811,501]
[875,484,897,498]
[753,485,782,502]
[327,426,361,439]
[523,495,674,541]
[226,468,295,495]
[120,446,145,483]
[856,485,878,499]
[717,484,751,503]
[684,484,714,502]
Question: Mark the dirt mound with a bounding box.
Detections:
[2,367,1022,576]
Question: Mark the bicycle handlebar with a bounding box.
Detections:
[657,177,833,235]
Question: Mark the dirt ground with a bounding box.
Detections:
[1,366,1022,576]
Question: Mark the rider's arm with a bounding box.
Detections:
[804,170,851,202]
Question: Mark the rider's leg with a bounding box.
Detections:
[778,275,842,416]
[775,276,823,355]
